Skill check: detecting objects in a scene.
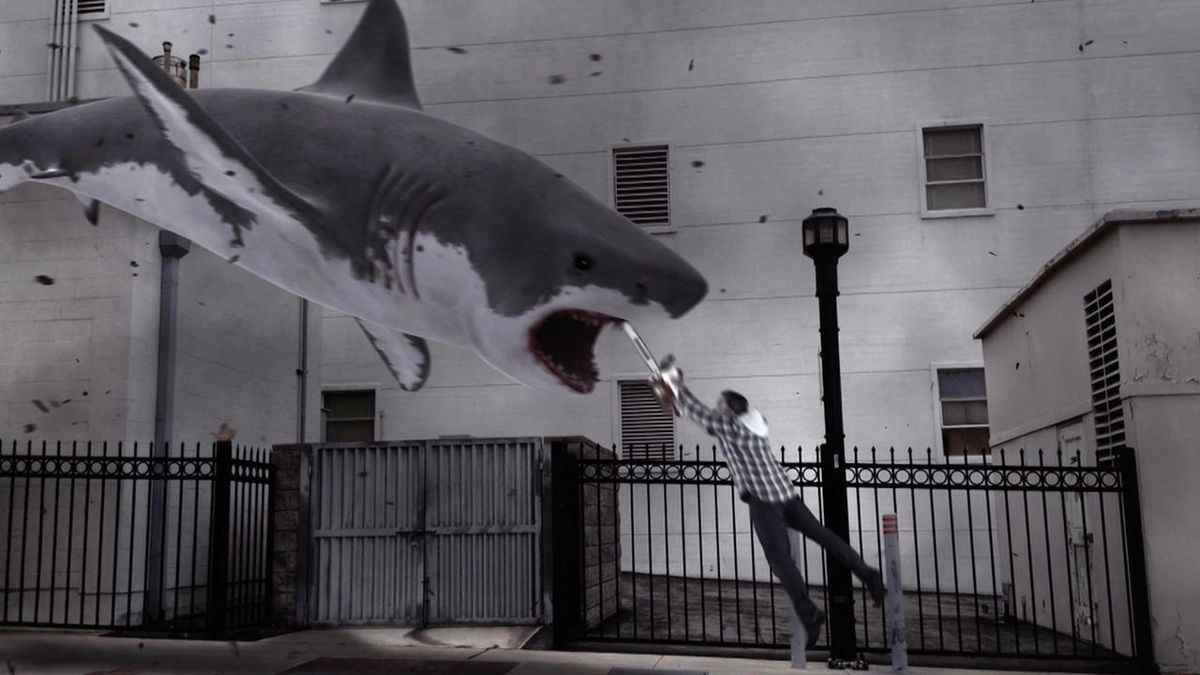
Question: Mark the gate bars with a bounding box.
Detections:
[0,439,273,636]
[556,441,1152,672]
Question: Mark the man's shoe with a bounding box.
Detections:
[862,567,886,607]
[802,608,825,650]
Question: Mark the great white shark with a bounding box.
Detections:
[0,0,707,394]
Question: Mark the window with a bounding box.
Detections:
[618,379,675,460]
[322,390,375,442]
[612,144,670,229]
[1085,280,1124,465]
[921,125,988,215]
[77,0,109,20]
[937,368,990,456]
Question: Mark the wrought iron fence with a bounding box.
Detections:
[0,439,273,636]
[552,440,1151,672]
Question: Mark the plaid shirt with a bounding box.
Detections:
[677,385,795,503]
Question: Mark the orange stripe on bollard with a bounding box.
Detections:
[882,513,898,534]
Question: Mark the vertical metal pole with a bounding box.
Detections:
[148,232,190,624]
[188,54,200,89]
[45,0,61,101]
[814,255,857,665]
[207,440,232,637]
[1118,448,1157,675]
[789,530,808,669]
[65,0,78,100]
[883,514,907,672]
[297,298,309,444]
[264,456,277,624]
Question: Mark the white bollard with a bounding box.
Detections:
[789,530,807,669]
[882,514,908,672]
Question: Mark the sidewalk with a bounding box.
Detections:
[0,627,1091,675]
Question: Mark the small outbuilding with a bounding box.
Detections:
[975,208,1200,673]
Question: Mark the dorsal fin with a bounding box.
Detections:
[298,0,422,109]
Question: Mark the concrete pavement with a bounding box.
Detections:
[0,627,1095,674]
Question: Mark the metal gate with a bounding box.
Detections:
[554,440,1153,673]
[306,438,543,626]
[0,440,273,636]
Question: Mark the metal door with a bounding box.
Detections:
[309,443,427,625]
[425,438,543,624]
[307,439,543,626]
[1058,424,1095,632]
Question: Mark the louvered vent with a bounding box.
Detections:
[619,379,675,460]
[78,0,107,16]
[1084,280,1124,465]
[613,144,670,227]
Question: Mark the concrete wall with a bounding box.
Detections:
[981,225,1132,657]
[172,247,304,446]
[1118,222,1200,671]
[982,218,1200,671]
[0,179,151,442]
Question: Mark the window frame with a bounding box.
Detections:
[321,385,379,443]
[917,121,995,219]
[608,140,675,235]
[612,374,677,461]
[931,362,991,458]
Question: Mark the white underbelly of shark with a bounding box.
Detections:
[60,162,468,348]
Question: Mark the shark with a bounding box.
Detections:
[0,0,707,394]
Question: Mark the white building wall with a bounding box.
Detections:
[0,180,152,442]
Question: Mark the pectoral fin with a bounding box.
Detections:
[356,318,431,391]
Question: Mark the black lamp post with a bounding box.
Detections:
[801,207,859,666]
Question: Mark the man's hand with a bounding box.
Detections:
[650,376,677,415]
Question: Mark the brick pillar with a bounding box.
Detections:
[581,452,620,630]
[270,444,309,627]
[546,437,622,643]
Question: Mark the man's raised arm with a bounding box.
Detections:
[666,378,741,439]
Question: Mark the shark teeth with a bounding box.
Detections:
[530,309,616,394]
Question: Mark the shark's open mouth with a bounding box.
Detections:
[530,309,616,393]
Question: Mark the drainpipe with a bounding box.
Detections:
[45,0,63,101]
[146,231,191,624]
[45,0,79,102]
[297,298,309,442]
[188,54,201,89]
[64,0,78,100]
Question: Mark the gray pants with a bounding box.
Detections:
[747,495,869,623]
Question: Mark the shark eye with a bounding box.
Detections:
[573,253,594,271]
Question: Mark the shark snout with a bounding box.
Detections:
[634,254,708,318]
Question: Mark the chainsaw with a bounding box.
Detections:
[620,322,681,416]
